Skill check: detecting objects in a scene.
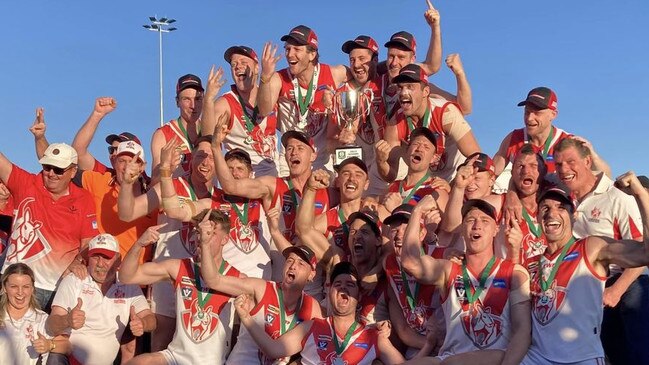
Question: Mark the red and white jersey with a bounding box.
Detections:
[167,258,241,363]
[388,175,440,206]
[324,206,348,254]
[384,250,441,335]
[504,126,571,174]
[495,208,548,268]
[380,74,400,122]
[300,317,380,365]
[157,118,198,176]
[228,281,319,365]
[394,97,465,181]
[271,178,329,243]
[358,280,389,325]
[222,86,279,177]
[529,239,606,363]
[2,165,98,291]
[277,63,338,173]
[0,308,51,365]
[211,189,271,279]
[438,258,514,357]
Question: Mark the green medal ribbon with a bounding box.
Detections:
[193,260,225,308]
[286,179,301,208]
[332,319,358,356]
[539,125,556,160]
[400,266,420,311]
[406,106,431,134]
[230,200,249,226]
[175,116,195,148]
[336,207,349,238]
[522,208,542,238]
[297,74,316,118]
[399,172,430,204]
[236,93,259,133]
[277,288,303,334]
[539,237,576,292]
[461,256,497,305]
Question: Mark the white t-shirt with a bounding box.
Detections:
[0,308,51,365]
[51,273,149,365]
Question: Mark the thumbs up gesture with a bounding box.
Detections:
[68,297,86,330]
[31,331,51,354]
[129,305,145,337]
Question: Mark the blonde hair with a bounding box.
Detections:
[0,263,40,327]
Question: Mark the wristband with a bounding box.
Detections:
[159,167,172,178]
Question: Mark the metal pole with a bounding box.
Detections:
[158,28,164,127]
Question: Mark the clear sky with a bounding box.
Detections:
[2,0,647,177]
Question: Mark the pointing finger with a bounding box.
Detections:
[426,0,435,9]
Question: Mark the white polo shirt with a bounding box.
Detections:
[0,308,51,365]
[51,273,149,365]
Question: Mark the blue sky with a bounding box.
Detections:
[2,0,647,177]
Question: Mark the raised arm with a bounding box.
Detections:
[295,170,334,261]
[445,54,472,115]
[72,97,117,171]
[386,288,426,349]
[257,43,283,117]
[440,157,476,233]
[500,266,531,365]
[28,107,50,160]
[200,65,228,140]
[0,153,14,184]
[236,293,310,358]
[119,224,178,286]
[420,0,442,75]
[116,150,157,222]
[441,104,480,157]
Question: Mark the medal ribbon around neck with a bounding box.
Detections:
[292,64,320,128]
[236,92,259,134]
[461,256,497,305]
[539,237,576,292]
[286,179,301,208]
[331,318,358,357]
[193,260,225,308]
[399,172,430,203]
[336,207,349,238]
[277,287,303,334]
[522,207,542,238]
[406,103,431,134]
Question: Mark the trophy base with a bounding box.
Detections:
[334,145,363,166]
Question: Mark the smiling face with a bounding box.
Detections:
[407,135,436,172]
[462,208,498,255]
[538,197,574,244]
[282,252,315,290]
[4,273,34,313]
[349,48,376,85]
[284,138,315,177]
[191,141,215,183]
[387,47,415,80]
[176,88,203,123]
[554,145,592,193]
[88,253,120,284]
[112,154,144,185]
[230,53,258,92]
[512,152,544,198]
[329,273,360,316]
[398,82,429,117]
[523,105,556,139]
[464,171,495,200]
[336,164,368,201]
[41,164,77,195]
[347,218,380,267]
[284,43,316,76]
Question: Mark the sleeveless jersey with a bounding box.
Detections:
[529,239,606,362]
[380,74,400,121]
[277,63,337,172]
[504,127,571,173]
[157,118,200,176]
[228,281,319,365]
[438,258,514,357]
[271,178,329,242]
[300,317,380,365]
[167,258,241,363]
[357,279,389,325]
[324,206,349,255]
[516,209,547,268]
[210,189,271,279]
[388,175,440,206]
[222,86,279,177]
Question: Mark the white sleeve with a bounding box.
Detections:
[125,285,150,314]
[51,274,81,311]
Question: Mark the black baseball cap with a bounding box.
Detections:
[409,127,437,147]
[224,148,252,165]
[342,35,379,55]
[330,261,360,286]
[537,179,576,212]
[392,63,428,84]
[384,31,417,52]
[458,152,496,175]
[461,199,497,221]
[224,45,259,64]
[281,25,319,49]
[283,245,317,269]
[383,204,415,226]
[347,211,381,237]
[105,132,141,146]
[517,87,558,110]
[176,74,204,95]
[334,157,368,175]
[281,130,315,152]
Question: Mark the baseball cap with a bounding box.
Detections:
[224,148,252,165]
[459,152,495,175]
[283,245,317,270]
[105,132,142,146]
[176,74,204,95]
[384,31,417,53]
[461,199,497,221]
[392,63,428,84]
[330,261,360,287]
[383,204,415,226]
[517,87,558,111]
[334,157,368,175]
[39,143,78,169]
[537,179,576,212]
[409,127,437,147]
[281,130,316,152]
[224,45,259,64]
[347,211,381,237]
[88,233,120,259]
[281,25,319,49]
[341,35,379,55]
[115,140,146,163]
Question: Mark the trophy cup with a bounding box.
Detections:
[333,89,368,166]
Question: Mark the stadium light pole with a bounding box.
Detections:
[143,16,177,127]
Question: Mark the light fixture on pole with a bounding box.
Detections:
[143,16,177,127]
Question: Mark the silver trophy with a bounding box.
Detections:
[333,89,367,166]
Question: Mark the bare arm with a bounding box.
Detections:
[442,105,480,157]
[445,54,472,115]
[295,170,332,261]
[47,306,74,336]
[501,268,531,365]
[119,224,177,286]
[420,0,442,75]
[267,207,293,253]
[201,66,228,138]
[257,43,283,117]
[0,153,14,184]
[72,97,117,171]
[387,288,426,349]
[117,153,157,221]
[492,132,512,177]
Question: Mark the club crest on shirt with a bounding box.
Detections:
[230,217,259,254]
[7,198,51,264]
[461,301,504,349]
[533,279,567,325]
[588,207,602,223]
[249,127,276,160]
[180,298,220,343]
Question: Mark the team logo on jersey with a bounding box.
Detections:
[303,112,326,138]
[524,234,547,261]
[179,222,199,256]
[317,340,328,351]
[403,301,431,334]
[180,298,220,343]
[333,227,346,249]
[461,301,504,349]
[589,207,601,223]
[7,198,51,264]
[249,127,277,161]
[230,218,259,254]
[265,313,275,325]
[182,287,193,299]
[453,276,468,305]
[533,280,567,325]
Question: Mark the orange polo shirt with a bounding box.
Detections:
[77,170,158,263]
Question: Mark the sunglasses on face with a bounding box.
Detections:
[108,146,118,154]
[42,164,73,175]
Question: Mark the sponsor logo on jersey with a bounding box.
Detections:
[267,304,280,314]
[266,313,275,325]
[563,252,579,262]
[315,202,323,210]
[354,342,369,349]
[588,207,601,223]
[492,279,507,288]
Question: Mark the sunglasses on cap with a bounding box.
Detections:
[42,164,74,175]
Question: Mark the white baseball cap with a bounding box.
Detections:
[116,141,146,163]
[88,233,120,259]
[38,143,78,168]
